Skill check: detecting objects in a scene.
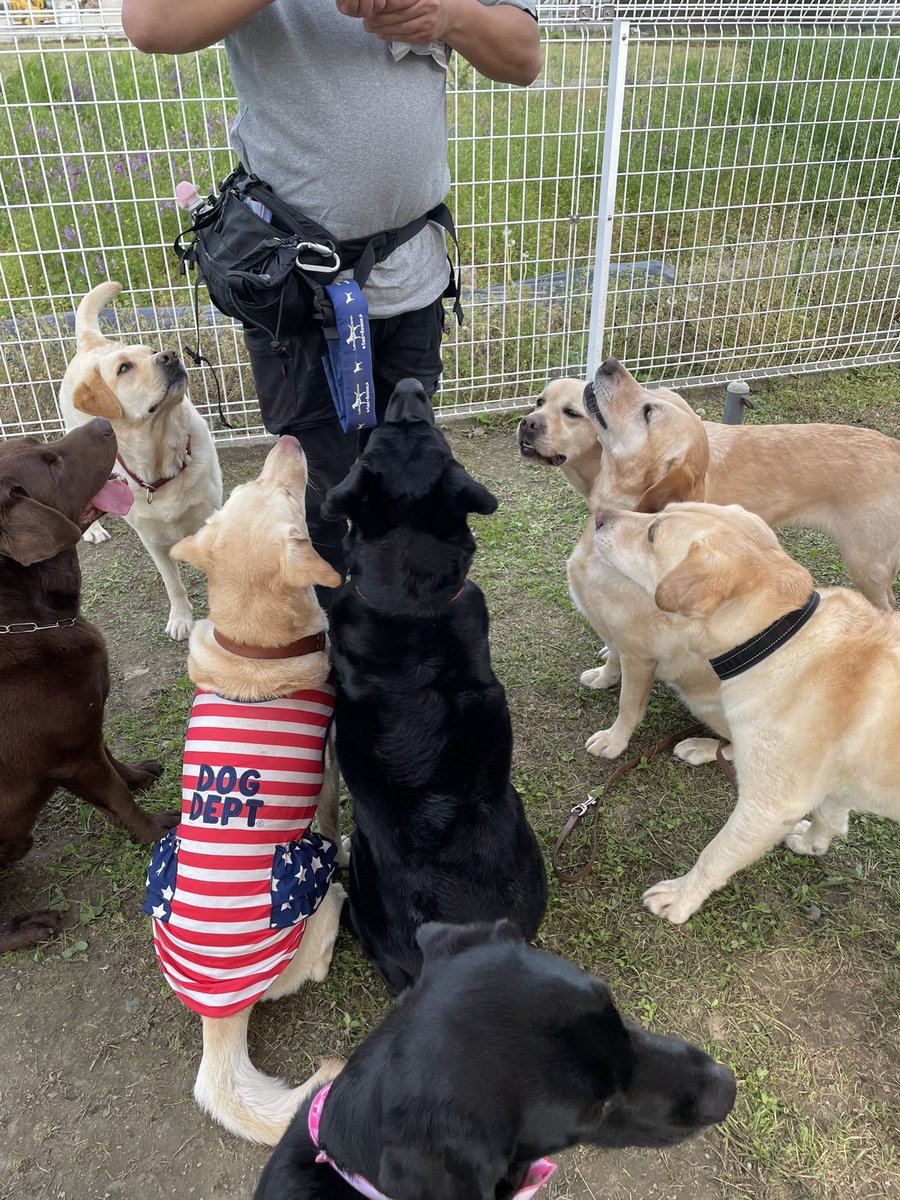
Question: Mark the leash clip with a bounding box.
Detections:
[570,794,598,818]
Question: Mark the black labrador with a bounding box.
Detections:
[0,420,176,952]
[254,920,737,1200]
[321,379,547,995]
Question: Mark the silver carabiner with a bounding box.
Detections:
[295,242,341,274]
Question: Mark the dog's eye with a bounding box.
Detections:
[147,404,158,414]
[647,520,658,543]
[642,403,654,423]
[117,362,132,376]
[535,396,544,408]
[563,408,582,420]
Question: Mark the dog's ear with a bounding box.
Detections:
[417,919,521,965]
[443,461,498,517]
[636,424,709,513]
[0,482,83,565]
[654,541,737,617]
[283,530,342,590]
[70,368,123,421]
[635,462,702,513]
[378,1137,499,1200]
[170,520,217,568]
[320,461,370,523]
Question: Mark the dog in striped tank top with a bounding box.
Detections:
[145,436,347,1145]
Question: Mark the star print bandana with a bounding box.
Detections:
[308,1085,557,1200]
[321,280,377,432]
[144,685,337,1017]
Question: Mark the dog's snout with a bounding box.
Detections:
[519,414,542,434]
[695,1062,737,1126]
[156,349,180,367]
[595,508,623,530]
[87,417,114,438]
[599,358,620,377]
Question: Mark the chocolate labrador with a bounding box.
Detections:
[0,419,176,952]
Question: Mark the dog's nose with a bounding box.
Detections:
[594,509,607,529]
[519,414,541,433]
[599,358,620,376]
[156,349,180,367]
[695,1062,737,1126]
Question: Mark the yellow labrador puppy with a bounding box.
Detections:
[59,281,223,639]
[584,358,900,609]
[146,437,346,1144]
[593,500,900,924]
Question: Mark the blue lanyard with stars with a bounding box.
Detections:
[321,280,378,432]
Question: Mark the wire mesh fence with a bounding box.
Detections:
[593,16,900,387]
[0,4,898,442]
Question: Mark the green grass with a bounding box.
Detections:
[3,368,900,1197]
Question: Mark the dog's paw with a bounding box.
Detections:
[137,809,181,843]
[642,876,702,925]
[127,759,165,791]
[580,663,620,690]
[585,727,629,759]
[166,608,193,641]
[335,835,352,868]
[784,819,831,857]
[83,521,110,545]
[1,909,63,951]
[673,736,720,766]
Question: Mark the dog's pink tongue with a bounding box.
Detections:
[91,478,133,515]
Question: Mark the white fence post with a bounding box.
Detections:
[586,18,630,378]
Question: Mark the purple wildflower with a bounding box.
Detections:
[63,225,78,242]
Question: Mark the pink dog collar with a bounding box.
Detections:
[308,1083,557,1200]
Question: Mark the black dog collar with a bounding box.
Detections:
[709,591,820,681]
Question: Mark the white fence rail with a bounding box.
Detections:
[1,4,898,442]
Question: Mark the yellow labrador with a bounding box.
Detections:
[593,501,900,924]
[149,437,347,1144]
[59,281,223,639]
[521,380,727,761]
[584,358,900,609]
[517,377,602,498]
[567,512,730,765]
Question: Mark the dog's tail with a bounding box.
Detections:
[75,280,122,353]
[195,1010,343,1145]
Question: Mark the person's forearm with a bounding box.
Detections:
[444,0,541,86]
[122,0,274,54]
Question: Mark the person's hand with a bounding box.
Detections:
[335,0,389,21]
[362,0,459,46]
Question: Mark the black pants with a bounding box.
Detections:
[244,297,445,592]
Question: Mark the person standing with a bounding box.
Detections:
[122,0,541,585]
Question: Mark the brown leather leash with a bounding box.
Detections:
[552,724,735,884]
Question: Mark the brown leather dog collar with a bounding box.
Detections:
[212,628,327,659]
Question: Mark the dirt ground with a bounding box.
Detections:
[1,388,898,1200]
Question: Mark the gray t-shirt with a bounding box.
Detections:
[226,0,536,318]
